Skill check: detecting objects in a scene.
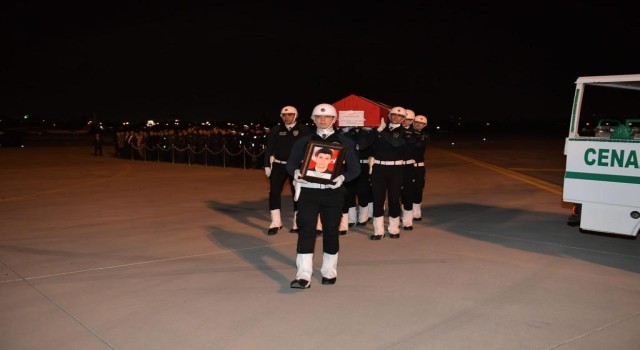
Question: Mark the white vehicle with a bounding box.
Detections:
[563,74,640,236]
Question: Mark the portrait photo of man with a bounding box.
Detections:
[306,147,334,180]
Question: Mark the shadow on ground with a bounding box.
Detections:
[424,202,640,274]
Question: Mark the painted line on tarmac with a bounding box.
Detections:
[438,149,564,196]
[0,240,298,283]
[0,164,133,203]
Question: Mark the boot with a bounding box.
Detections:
[412,203,422,221]
[370,216,384,240]
[388,216,400,238]
[347,207,357,227]
[402,209,413,231]
[356,204,369,226]
[268,209,282,235]
[339,213,348,235]
[290,253,313,289]
[320,252,338,285]
[289,211,299,233]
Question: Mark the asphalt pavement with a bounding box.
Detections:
[1,134,639,350]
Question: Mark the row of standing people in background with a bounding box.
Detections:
[263,103,430,289]
[109,126,271,168]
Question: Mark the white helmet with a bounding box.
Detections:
[388,106,407,118]
[414,115,428,125]
[405,109,415,120]
[280,106,298,119]
[311,103,337,119]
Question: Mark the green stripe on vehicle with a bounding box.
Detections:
[565,171,640,184]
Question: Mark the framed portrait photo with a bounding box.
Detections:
[300,140,346,184]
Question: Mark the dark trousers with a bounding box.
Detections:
[268,163,296,211]
[401,164,416,210]
[371,164,404,218]
[413,166,426,204]
[296,187,345,255]
[355,163,373,207]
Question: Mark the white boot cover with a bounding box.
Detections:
[388,216,400,234]
[402,209,413,227]
[321,252,338,279]
[295,253,314,281]
[358,205,369,223]
[348,207,357,225]
[373,216,385,236]
[270,209,282,229]
[412,203,422,219]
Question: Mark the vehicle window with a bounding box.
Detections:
[578,84,640,137]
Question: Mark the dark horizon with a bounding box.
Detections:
[2,1,639,125]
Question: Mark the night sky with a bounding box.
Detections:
[1,1,638,126]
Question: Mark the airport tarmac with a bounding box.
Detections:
[1,135,639,350]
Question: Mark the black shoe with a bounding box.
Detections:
[289,228,299,233]
[339,230,347,235]
[389,233,400,239]
[403,226,413,231]
[369,234,383,240]
[348,223,356,227]
[355,221,367,227]
[414,217,422,222]
[316,230,323,236]
[322,277,337,285]
[267,226,282,235]
[290,279,311,289]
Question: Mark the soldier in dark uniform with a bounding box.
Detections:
[409,114,430,221]
[339,126,377,231]
[400,109,417,230]
[264,106,311,235]
[286,103,360,289]
[369,106,413,240]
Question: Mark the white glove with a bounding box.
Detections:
[376,117,387,132]
[264,167,271,178]
[362,127,372,131]
[293,169,308,184]
[327,175,345,189]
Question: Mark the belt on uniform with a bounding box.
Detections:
[360,159,369,164]
[404,159,416,165]
[300,182,331,189]
[272,159,287,164]
[373,160,404,165]
[415,162,425,167]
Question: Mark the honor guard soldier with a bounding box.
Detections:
[341,126,377,227]
[264,106,311,235]
[409,115,430,221]
[369,106,413,240]
[286,103,360,289]
[400,109,417,230]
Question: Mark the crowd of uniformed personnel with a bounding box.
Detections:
[261,105,431,240]
[111,123,280,169]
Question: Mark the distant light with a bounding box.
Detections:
[24,114,29,119]
[486,122,490,126]
[482,137,487,141]
[450,142,455,146]
[147,120,156,127]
